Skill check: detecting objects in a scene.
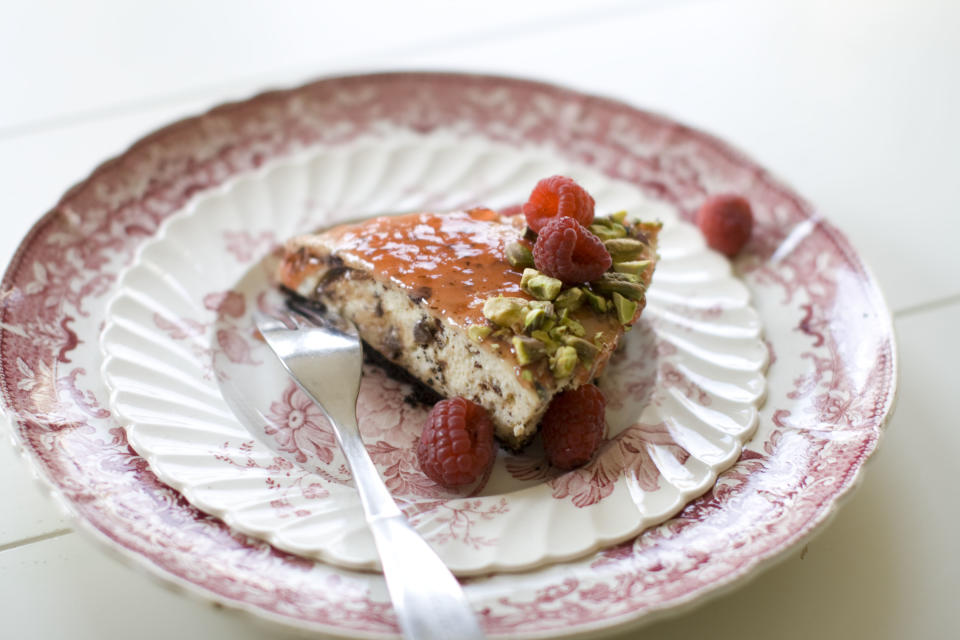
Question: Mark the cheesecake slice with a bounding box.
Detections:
[276,208,659,449]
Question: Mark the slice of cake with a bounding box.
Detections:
[276,206,659,450]
[278,202,660,449]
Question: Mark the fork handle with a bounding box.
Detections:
[332,414,486,640]
[369,515,486,640]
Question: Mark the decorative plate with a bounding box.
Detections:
[0,72,896,638]
[99,134,768,575]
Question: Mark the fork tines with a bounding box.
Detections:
[284,294,328,325]
[284,293,358,338]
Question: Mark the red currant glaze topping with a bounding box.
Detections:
[540,384,606,470]
[417,397,495,487]
[533,216,611,284]
[522,175,595,233]
[695,194,754,257]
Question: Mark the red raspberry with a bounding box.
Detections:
[696,194,754,257]
[417,397,495,487]
[533,216,612,284]
[522,175,595,233]
[540,384,606,470]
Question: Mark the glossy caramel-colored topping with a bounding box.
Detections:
[320,208,529,327]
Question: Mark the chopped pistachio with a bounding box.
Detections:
[541,317,557,333]
[554,287,585,311]
[552,346,578,378]
[521,269,563,301]
[528,300,556,318]
[613,260,652,277]
[521,369,534,382]
[563,335,599,361]
[483,296,528,328]
[604,237,647,261]
[559,312,586,337]
[468,324,493,342]
[566,318,586,337]
[610,210,628,225]
[520,268,538,288]
[530,277,563,301]
[589,222,627,241]
[611,270,642,283]
[513,335,546,365]
[612,292,639,325]
[581,288,609,312]
[530,329,560,355]
[590,273,647,301]
[592,215,612,227]
[591,216,612,229]
[523,307,547,333]
[506,241,535,270]
[548,324,569,341]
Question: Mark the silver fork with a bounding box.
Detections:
[254,298,485,640]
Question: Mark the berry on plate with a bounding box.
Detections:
[417,397,495,487]
[695,194,754,257]
[533,216,612,284]
[522,175,595,233]
[540,383,606,470]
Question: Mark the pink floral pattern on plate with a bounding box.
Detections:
[265,384,337,466]
[0,73,895,638]
[98,137,766,575]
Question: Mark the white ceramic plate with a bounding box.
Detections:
[99,134,767,575]
[1,73,896,638]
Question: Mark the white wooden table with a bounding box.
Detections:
[1,1,957,637]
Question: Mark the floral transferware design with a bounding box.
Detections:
[0,73,894,638]
[99,137,767,575]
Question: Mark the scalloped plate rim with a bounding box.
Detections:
[98,137,767,575]
[0,71,896,639]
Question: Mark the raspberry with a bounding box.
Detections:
[417,397,495,487]
[533,217,612,284]
[696,194,754,257]
[522,175,595,233]
[540,384,606,470]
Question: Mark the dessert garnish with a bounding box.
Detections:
[532,216,611,283]
[696,194,754,256]
[416,397,496,487]
[480,199,659,389]
[522,175,595,232]
[539,383,607,470]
